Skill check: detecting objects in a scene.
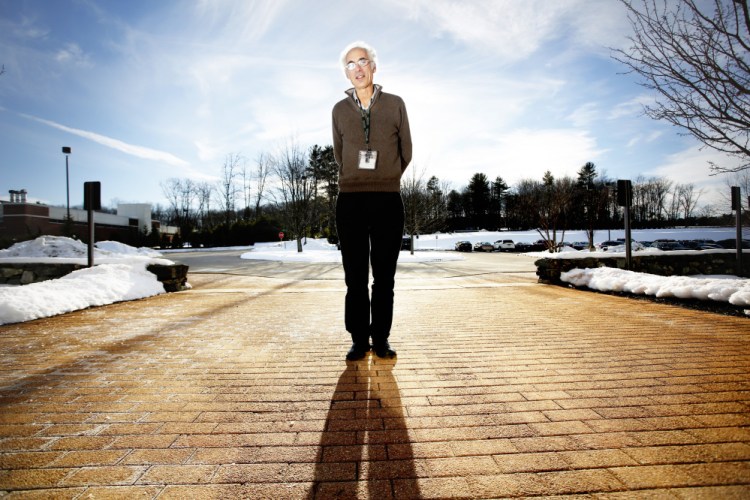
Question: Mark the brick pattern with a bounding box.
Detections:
[0,270,749,498]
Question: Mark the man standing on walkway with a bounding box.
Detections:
[332,41,412,361]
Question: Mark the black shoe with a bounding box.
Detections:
[373,342,396,359]
[346,343,370,361]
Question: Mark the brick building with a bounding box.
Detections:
[1,189,176,245]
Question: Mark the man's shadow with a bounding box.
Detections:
[310,356,421,499]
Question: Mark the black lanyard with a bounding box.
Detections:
[360,107,371,150]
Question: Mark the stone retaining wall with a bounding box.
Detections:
[0,263,189,292]
[0,263,87,285]
[536,250,750,284]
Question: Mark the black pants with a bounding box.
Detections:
[336,192,405,346]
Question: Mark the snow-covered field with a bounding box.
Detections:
[238,238,463,264]
[0,228,748,325]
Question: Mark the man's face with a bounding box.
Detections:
[345,47,375,90]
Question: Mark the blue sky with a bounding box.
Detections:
[0,0,742,211]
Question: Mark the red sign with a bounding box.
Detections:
[279,232,284,240]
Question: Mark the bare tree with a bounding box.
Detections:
[515,172,575,252]
[194,182,213,228]
[699,203,719,218]
[675,183,703,220]
[633,176,673,222]
[667,186,682,222]
[401,166,426,254]
[160,177,196,234]
[427,176,451,233]
[537,173,575,252]
[613,0,750,173]
[254,152,271,218]
[217,153,242,229]
[240,160,252,220]
[401,168,449,254]
[721,170,750,210]
[272,140,311,252]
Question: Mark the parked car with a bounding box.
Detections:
[514,240,546,252]
[493,239,515,251]
[454,240,472,252]
[571,241,590,250]
[716,239,750,249]
[696,242,724,250]
[473,241,495,252]
[654,241,690,251]
[679,239,722,250]
[596,240,623,251]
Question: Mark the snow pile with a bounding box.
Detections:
[0,236,170,325]
[0,263,166,324]
[0,235,110,259]
[241,239,463,263]
[96,240,162,257]
[562,267,750,308]
[0,236,164,261]
[531,245,722,260]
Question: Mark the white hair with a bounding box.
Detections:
[339,41,378,76]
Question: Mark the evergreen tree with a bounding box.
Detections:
[308,145,339,242]
[576,162,598,248]
[465,173,491,228]
[446,189,464,229]
[490,176,509,229]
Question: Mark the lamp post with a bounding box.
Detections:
[301,174,309,246]
[62,147,72,220]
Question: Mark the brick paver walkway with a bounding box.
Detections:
[0,257,749,498]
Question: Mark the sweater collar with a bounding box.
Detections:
[346,84,382,109]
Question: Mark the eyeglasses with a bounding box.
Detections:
[345,58,370,71]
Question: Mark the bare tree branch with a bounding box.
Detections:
[613,0,750,173]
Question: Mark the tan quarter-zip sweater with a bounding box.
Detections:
[332,85,412,193]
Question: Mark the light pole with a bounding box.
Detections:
[301,174,309,245]
[62,147,72,220]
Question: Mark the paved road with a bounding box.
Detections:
[168,248,539,281]
[1,250,748,498]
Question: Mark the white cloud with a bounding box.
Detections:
[21,113,190,168]
[387,0,630,63]
[14,16,50,39]
[493,128,606,181]
[55,43,92,68]
[193,0,287,44]
[609,94,654,120]
[625,130,663,149]
[567,103,600,127]
[390,0,569,63]
[652,145,745,207]
[646,131,663,143]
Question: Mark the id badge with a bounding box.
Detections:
[358,150,378,170]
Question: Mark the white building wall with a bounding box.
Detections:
[49,206,131,226]
[117,204,152,233]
